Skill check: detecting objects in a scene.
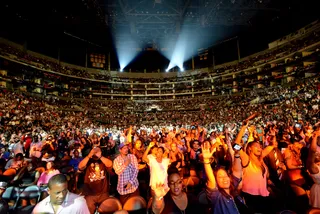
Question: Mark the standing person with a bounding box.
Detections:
[113,143,139,205]
[202,141,250,214]
[29,135,42,159]
[307,128,320,208]
[32,174,90,214]
[143,142,170,192]
[78,147,113,214]
[238,123,276,213]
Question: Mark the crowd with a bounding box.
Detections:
[0,24,319,214]
[0,72,318,213]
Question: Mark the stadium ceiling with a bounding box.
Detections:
[98,0,278,45]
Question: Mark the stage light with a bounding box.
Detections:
[165,68,169,72]
[180,67,184,72]
[114,35,139,73]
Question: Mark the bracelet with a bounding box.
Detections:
[234,155,240,158]
[203,162,211,164]
[156,196,163,201]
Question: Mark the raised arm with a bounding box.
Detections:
[127,126,132,143]
[152,184,169,214]
[78,148,113,170]
[261,145,275,159]
[142,141,155,164]
[78,150,94,171]
[202,142,216,189]
[232,150,242,179]
[236,122,250,167]
[97,151,112,168]
[307,130,320,174]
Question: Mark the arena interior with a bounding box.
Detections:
[0,0,320,213]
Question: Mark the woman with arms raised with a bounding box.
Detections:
[237,118,278,213]
[203,137,250,214]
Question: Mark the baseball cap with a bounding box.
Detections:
[118,143,128,149]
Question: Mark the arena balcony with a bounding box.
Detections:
[0,21,319,102]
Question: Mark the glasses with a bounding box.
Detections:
[169,180,183,186]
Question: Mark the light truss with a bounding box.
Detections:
[104,0,277,45]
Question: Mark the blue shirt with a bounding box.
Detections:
[206,175,242,214]
[69,157,83,171]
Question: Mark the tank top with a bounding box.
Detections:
[242,160,269,197]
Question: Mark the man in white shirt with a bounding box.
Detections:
[32,174,90,214]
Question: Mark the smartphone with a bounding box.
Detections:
[233,144,242,151]
[295,123,301,128]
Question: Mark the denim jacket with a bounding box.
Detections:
[206,175,242,214]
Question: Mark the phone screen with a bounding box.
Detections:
[233,144,242,151]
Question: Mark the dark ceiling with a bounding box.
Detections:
[0,0,319,69]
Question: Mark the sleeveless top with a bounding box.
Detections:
[242,160,269,196]
[161,193,188,214]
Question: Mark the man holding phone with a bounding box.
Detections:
[78,147,113,213]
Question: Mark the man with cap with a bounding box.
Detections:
[78,147,113,214]
[113,143,139,204]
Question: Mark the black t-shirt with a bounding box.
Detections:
[83,159,109,196]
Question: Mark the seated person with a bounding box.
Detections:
[3,153,24,177]
[37,162,60,189]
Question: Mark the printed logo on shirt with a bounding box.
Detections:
[88,163,105,182]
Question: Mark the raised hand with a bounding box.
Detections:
[185,136,191,143]
[153,183,169,200]
[88,148,96,158]
[95,148,102,159]
[201,141,214,160]
[149,141,155,148]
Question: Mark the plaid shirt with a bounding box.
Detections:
[113,154,139,195]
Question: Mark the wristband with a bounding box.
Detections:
[203,161,211,164]
[234,155,240,158]
[156,196,163,201]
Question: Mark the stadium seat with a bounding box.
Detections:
[123,196,146,212]
[19,185,41,201]
[307,208,320,214]
[97,197,122,214]
[2,186,21,211]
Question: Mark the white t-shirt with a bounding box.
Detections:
[147,154,170,190]
[13,143,24,155]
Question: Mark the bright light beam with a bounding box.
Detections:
[160,24,214,72]
[114,35,139,72]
